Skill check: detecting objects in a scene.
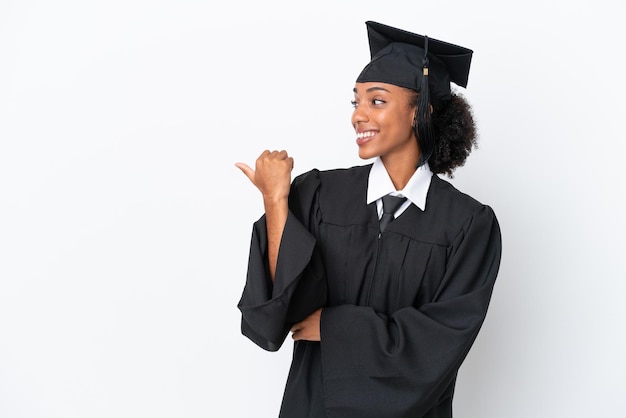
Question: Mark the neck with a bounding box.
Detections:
[381,153,420,190]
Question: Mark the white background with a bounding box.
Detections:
[1,1,625,417]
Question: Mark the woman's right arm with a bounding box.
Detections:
[235,149,293,281]
[235,163,327,351]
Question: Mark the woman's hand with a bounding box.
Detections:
[290,308,322,342]
[235,150,294,201]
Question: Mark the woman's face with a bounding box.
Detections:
[351,82,418,162]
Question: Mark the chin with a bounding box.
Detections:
[358,149,376,160]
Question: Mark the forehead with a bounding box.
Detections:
[353,82,412,96]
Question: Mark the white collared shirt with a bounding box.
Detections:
[366,157,433,219]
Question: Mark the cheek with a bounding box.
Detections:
[389,109,414,131]
[405,107,416,126]
[396,110,417,140]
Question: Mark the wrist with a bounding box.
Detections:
[262,194,288,206]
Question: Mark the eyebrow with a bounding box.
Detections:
[353,86,392,94]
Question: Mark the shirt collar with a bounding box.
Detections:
[366,157,432,211]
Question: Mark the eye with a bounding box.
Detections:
[373,99,385,105]
[350,100,358,108]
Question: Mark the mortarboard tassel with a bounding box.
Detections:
[416,36,435,167]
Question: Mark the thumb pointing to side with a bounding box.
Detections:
[234,162,255,184]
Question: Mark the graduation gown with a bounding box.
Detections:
[238,164,502,418]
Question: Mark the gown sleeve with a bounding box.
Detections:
[320,204,502,416]
[237,170,327,352]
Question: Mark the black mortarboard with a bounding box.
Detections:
[356,21,474,166]
[356,20,473,102]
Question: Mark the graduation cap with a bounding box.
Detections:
[356,21,473,165]
[356,20,473,101]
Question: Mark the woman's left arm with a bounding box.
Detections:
[319,205,502,415]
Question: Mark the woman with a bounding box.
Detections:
[235,21,502,418]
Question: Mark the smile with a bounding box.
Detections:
[356,131,377,139]
[356,130,377,146]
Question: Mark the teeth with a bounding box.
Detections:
[357,131,375,139]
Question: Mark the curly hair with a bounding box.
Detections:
[408,90,478,177]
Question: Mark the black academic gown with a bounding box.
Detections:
[238,164,502,418]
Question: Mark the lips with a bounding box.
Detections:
[356,130,377,146]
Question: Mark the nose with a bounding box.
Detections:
[351,104,368,127]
